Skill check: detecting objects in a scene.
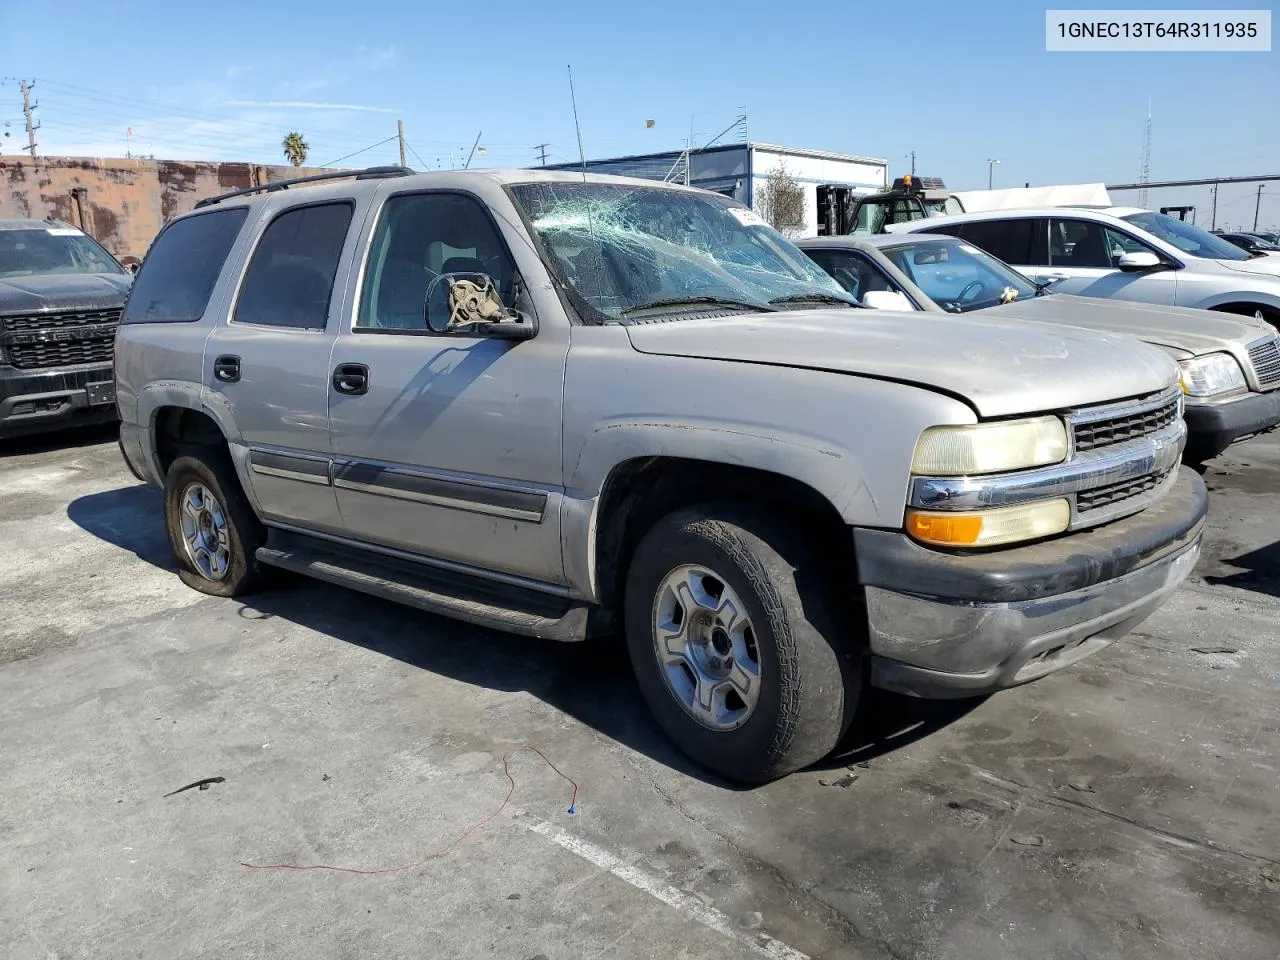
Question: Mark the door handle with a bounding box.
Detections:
[332,363,369,396]
[213,355,241,383]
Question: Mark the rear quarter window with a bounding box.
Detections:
[122,207,249,324]
[929,219,1044,266]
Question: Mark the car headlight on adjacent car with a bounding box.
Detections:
[1178,353,1247,399]
[911,416,1068,476]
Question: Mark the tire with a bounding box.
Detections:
[163,450,266,598]
[623,503,861,784]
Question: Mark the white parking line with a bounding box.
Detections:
[524,818,810,960]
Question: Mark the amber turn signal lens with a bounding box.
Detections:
[905,499,1071,548]
[906,511,983,545]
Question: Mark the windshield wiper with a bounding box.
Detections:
[620,295,775,316]
[768,292,863,308]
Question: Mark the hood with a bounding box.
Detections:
[983,293,1273,358]
[0,273,132,315]
[624,310,1178,418]
[1215,255,1280,279]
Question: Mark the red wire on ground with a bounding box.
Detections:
[237,745,579,875]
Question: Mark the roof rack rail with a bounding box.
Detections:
[194,165,415,209]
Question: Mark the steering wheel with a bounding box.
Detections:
[957,280,986,303]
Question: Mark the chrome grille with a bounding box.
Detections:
[1247,336,1280,389]
[1,309,121,370]
[1076,468,1172,513]
[1071,393,1180,453]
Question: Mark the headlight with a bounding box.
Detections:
[911,416,1068,476]
[906,499,1071,547]
[1178,353,1247,398]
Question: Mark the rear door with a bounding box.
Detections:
[203,199,356,533]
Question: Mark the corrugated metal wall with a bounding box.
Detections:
[0,156,331,263]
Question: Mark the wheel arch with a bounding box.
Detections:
[578,455,858,629]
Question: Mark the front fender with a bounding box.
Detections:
[558,339,978,601]
[1194,290,1280,314]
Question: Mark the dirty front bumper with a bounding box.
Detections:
[1183,390,1280,462]
[855,466,1207,699]
[0,363,118,438]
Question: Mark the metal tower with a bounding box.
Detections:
[1138,99,1152,208]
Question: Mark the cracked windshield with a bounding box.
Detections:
[510,182,854,321]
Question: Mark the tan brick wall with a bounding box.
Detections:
[0,156,332,263]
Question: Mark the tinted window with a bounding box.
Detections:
[1049,219,1112,268]
[947,219,1042,266]
[234,202,353,329]
[358,193,517,330]
[122,207,248,324]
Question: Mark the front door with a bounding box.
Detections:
[326,190,569,586]
[204,199,355,533]
[1034,217,1177,305]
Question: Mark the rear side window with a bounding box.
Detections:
[122,207,248,324]
[234,202,353,330]
[944,219,1043,266]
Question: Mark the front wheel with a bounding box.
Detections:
[623,504,860,783]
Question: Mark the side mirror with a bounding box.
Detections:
[861,290,916,311]
[425,272,537,340]
[1117,251,1164,272]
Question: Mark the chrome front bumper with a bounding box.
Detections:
[856,465,1207,698]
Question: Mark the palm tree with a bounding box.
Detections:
[282,132,309,168]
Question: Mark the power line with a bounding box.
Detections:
[322,135,399,167]
[403,138,429,171]
[533,142,550,166]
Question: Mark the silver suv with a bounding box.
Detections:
[897,206,1280,326]
[115,168,1206,782]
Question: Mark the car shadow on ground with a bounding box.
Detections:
[0,422,119,457]
[1202,541,1280,598]
[68,484,984,788]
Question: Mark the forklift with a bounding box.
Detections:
[841,175,963,234]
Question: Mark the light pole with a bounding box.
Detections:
[987,158,1001,190]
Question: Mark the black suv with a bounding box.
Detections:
[0,218,132,439]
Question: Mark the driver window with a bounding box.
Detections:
[357,192,515,330]
[1105,228,1153,262]
[806,249,900,303]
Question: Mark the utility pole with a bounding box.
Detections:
[1254,183,1264,231]
[987,158,1001,190]
[397,119,406,167]
[533,143,549,166]
[20,79,38,157]
[908,150,916,176]
[1210,182,1219,230]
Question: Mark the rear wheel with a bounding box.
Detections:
[623,504,860,783]
[163,451,266,597]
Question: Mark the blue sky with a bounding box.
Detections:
[1,0,1277,226]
